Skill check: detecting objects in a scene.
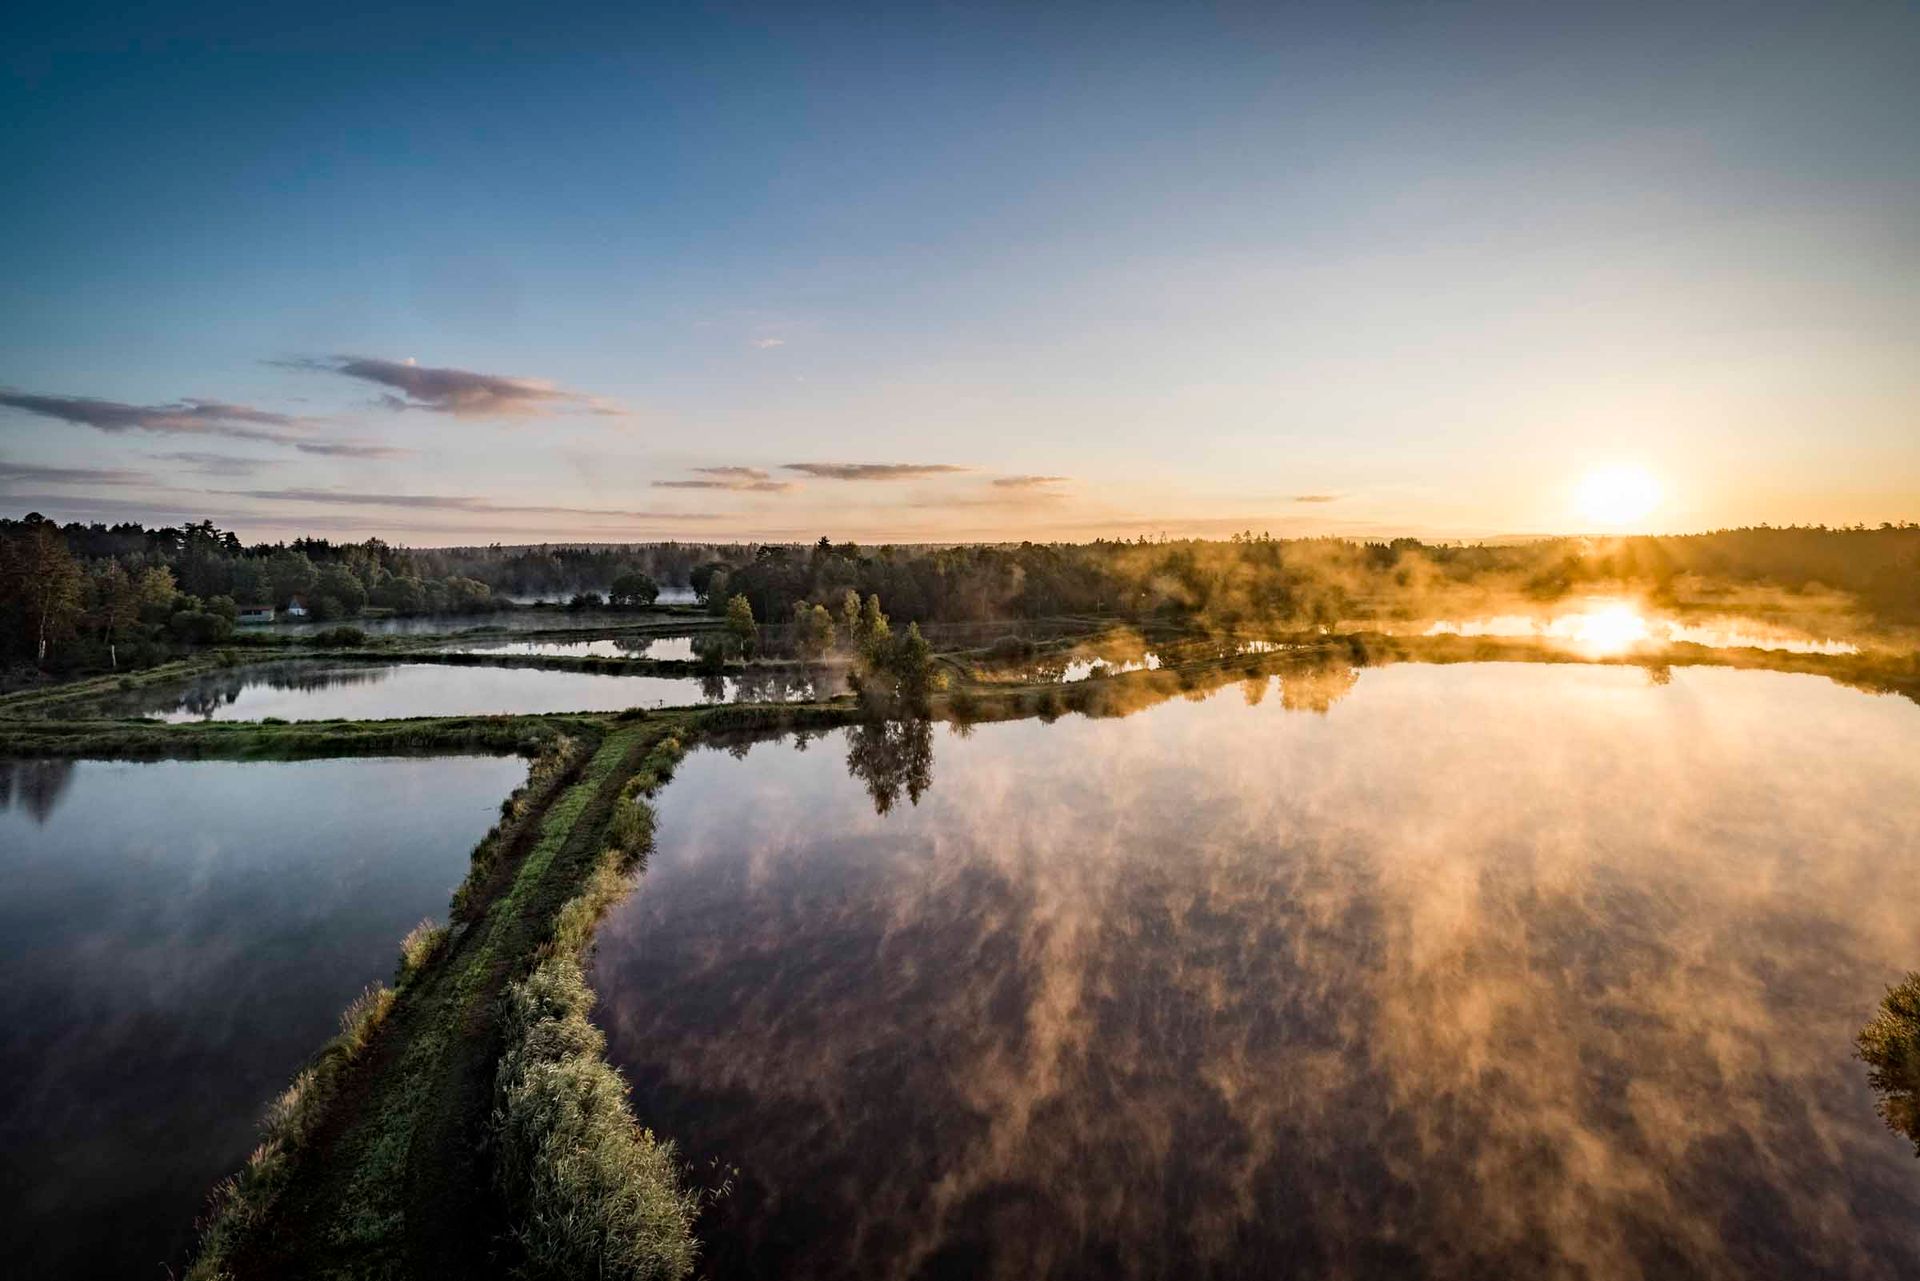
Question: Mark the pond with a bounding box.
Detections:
[1406,596,1859,655]
[260,605,693,638]
[589,663,1920,1280]
[94,660,841,722]
[436,634,699,661]
[0,754,525,1278]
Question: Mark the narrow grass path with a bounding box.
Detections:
[231,724,661,1279]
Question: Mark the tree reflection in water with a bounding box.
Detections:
[0,759,77,824]
[844,717,934,815]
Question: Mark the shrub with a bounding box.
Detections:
[309,626,368,648]
[1860,972,1920,1153]
[494,958,698,1280]
[985,634,1035,661]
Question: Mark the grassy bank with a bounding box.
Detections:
[491,733,701,1279]
[173,701,862,1280]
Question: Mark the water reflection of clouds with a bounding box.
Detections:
[591,664,1920,1280]
[92,660,841,722]
[0,755,523,1276]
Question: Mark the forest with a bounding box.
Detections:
[3,512,1916,674]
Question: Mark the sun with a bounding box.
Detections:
[1574,465,1661,529]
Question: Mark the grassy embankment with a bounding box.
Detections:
[167,700,856,1281]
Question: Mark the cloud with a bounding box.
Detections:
[653,466,795,493]
[293,440,417,459]
[225,487,718,520]
[0,459,150,488]
[991,475,1071,489]
[281,355,618,418]
[752,338,786,349]
[152,451,273,477]
[0,391,302,442]
[1293,494,1341,503]
[783,463,968,482]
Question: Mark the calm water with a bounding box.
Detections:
[0,755,524,1278]
[97,660,838,721]
[438,634,699,661]
[261,605,694,637]
[590,663,1920,1280]
[1409,596,1858,655]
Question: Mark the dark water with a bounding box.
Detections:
[0,754,524,1278]
[589,663,1920,1280]
[91,660,841,722]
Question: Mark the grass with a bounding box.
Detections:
[188,982,397,1281]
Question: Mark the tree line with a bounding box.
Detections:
[692,527,1920,630]
[7,513,1916,673]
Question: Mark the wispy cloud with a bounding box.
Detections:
[1293,494,1341,503]
[991,474,1070,489]
[225,487,717,520]
[0,459,150,488]
[783,462,968,482]
[152,451,274,478]
[0,391,303,442]
[652,466,795,493]
[751,338,786,349]
[293,440,416,459]
[281,355,619,418]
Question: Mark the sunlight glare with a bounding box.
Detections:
[1575,466,1662,528]
[1560,601,1652,656]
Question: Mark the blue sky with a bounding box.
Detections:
[3,1,1917,542]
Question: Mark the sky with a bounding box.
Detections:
[2,0,1917,546]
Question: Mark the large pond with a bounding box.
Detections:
[0,754,524,1278]
[589,663,1920,1280]
[95,661,840,722]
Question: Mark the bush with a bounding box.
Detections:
[1860,972,1920,1153]
[986,634,1035,661]
[308,626,368,648]
[494,958,698,1280]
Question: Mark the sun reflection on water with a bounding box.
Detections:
[1423,597,1857,657]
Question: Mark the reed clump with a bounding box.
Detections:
[396,919,449,982]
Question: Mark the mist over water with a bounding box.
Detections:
[589,664,1920,1280]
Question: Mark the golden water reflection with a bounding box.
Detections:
[1419,596,1859,656]
[591,664,1920,1280]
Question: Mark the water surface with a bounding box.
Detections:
[0,754,524,1278]
[437,634,698,661]
[97,660,835,721]
[590,663,1920,1280]
[1410,596,1858,654]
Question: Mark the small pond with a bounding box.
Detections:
[435,635,698,661]
[92,661,841,722]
